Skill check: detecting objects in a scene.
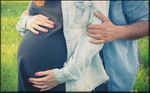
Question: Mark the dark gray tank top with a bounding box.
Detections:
[18,1,67,70]
[28,1,63,36]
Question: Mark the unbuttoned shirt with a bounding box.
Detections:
[16,1,110,91]
[102,1,148,91]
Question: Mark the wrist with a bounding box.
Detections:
[52,69,68,84]
[24,16,32,29]
[115,25,129,40]
[20,16,32,30]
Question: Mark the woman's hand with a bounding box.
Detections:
[26,14,55,35]
[29,70,59,91]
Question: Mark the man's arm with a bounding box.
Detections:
[88,12,148,44]
[119,21,148,40]
[87,1,149,44]
[121,0,149,40]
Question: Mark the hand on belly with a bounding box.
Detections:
[29,69,60,91]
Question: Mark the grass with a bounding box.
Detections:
[132,38,149,92]
[1,1,149,92]
[1,1,28,91]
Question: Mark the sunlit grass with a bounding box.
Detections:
[132,38,149,92]
[138,38,149,67]
[132,65,149,92]
[1,17,21,91]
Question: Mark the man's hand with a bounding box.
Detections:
[87,12,123,44]
[26,14,55,35]
[29,70,59,91]
[87,12,148,44]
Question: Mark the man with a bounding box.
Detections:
[88,1,149,92]
[16,1,149,92]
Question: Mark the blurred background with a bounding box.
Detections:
[1,1,149,92]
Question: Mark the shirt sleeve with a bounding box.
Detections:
[53,1,109,83]
[16,1,32,37]
[122,1,149,23]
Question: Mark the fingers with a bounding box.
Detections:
[29,76,49,82]
[45,19,55,25]
[89,38,105,44]
[29,70,51,82]
[37,18,55,28]
[30,80,48,86]
[40,87,53,92]
[26,14,55,34]
[28,69,59,91]
[87,32,105,44]
[30,28,39,35]
[32,24,48,32]
[33,84,50,89]
[35,70,50,77]
[87,29,105,44]
[88,29,106,35]
[94,12,109,22]
[37,14,49,20]
[40,84,57,91]
[88,29,100,34]
[37,14,55,25]
[88,24,105,30]
[87,32,101,40]
[30,78,57,91]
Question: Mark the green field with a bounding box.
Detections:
[1,1,149,92]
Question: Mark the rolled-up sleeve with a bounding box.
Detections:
[53,1,109,84]
[16,2,32,36]
[122,1,149,23]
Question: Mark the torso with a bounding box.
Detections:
[18,1,67,80]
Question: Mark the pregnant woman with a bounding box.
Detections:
[17,1,109,92]
[17,1,67,91]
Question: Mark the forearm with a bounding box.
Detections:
[119,21,149,40]
[64,35,103,78]
[16,10,31,36]
[53,35,103,83]
[54,1,108,83]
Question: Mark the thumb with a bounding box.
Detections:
[94,11,109,22]
[35,70,50,76]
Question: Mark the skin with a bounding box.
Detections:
[29,70,59,91]
[21,10,55,35]
[20,10,148,91]
[87,12,149,44]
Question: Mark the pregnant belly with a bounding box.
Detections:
[18,31,67,75]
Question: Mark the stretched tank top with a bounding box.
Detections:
[18,1,67,75]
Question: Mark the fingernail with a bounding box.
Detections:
[33,85,36,87]
[51,25,54,28]
[35,73,40,76]
[51,22,55,25]
[36,32,39,35]
[28,78,32,82]
[45,30,48,32]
